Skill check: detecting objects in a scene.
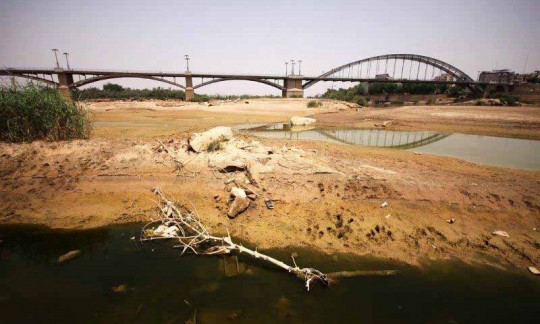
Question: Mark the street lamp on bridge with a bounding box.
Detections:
[285,62,288,76]
[63,52,71,70]
[291,60,295,76]
[51,49,60,68]
[184,55,190,72]
[298,60,302,75]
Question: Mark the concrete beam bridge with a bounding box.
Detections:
[1,54,506,99]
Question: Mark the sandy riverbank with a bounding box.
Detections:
[1,99,539,271]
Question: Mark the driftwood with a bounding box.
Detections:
[141,188,329,291]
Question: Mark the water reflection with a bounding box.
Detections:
[241,123,540,170]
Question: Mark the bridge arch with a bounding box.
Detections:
[8,74,57,86]
[72,74,186,89]
[303,54,475,89]
[193,77,284,91]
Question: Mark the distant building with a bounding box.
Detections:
[433,73,454,82]
[375,73,391,80]
[478,69,515,83]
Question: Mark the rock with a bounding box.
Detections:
[246,162,262,187]
[446,218,455,224]
[381,201,388,208]
[57,250,81,263]
[231,187,247,199]
[492,230,509,238]
[289,116,316,126]
[228,187,250,218]
[189,126,233,153]
[528,266,540,275]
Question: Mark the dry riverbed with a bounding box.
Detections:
[1,99,539,272]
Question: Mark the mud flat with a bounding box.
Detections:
[1,99,539,272]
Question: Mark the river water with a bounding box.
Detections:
[0,224,538,323]
[236,124,540,170]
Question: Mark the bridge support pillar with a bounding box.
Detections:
[56,69,74,99]
[185,73,194,101]
[282,76,304,98]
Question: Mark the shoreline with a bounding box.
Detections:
[1,99,539,274]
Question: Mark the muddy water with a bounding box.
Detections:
[240,124,540,170]
[0,224,539,323]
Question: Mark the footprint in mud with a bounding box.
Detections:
[366,224,393,241]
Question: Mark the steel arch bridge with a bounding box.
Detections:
[302,54,475,89]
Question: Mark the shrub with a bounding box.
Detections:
[0,85,92,142]
[190,94,210,102]
[496,93,518,106]
[357,97,367,106]
[307,100,323,108]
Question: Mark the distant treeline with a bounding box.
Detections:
[74,83,186,100]
[74,83,281,101]
[321,82,466,104]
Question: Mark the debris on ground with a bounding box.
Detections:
[528,266,540,275]
[381,201,388,208]
[385,214,391,219]
[57,250,81,263]
[446,218,455,224]
[289,116,316,126]
[492,230,510,238]
[265,198,274,209]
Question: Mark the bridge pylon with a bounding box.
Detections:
[282,75,304,98]
[56,68,74,98]
[185,73,194,101]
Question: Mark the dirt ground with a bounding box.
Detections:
[1,99,539,272]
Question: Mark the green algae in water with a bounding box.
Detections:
[0,224,539,323]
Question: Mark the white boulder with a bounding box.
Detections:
[289,116,316,126]
[189,126,233,153]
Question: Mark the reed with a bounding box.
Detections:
[0,85,92,142]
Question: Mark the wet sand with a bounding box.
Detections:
[1,99,539,271]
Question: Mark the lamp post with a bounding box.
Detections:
[63,52,71,70]
[184,55,190,72]
[298,60,302,75]
[51,49,60,68]
[291,60,295,76]
[285,62,288,76]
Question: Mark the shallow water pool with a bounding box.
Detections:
[0,224,539,323]
[240,124,540,170]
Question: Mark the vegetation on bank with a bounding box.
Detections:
[74,83,186,100]
[0,85,92,142]
[321,82,467,105]
[307,100,323,108]
[74,83,281,102]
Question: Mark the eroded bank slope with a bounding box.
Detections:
[1,129,538,271]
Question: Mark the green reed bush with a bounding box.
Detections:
[0,85,92,142]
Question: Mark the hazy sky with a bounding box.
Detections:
[1,0,539,96]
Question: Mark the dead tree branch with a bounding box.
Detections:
[141,187,329,291]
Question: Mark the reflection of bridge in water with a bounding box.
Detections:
[250,124,450,150]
